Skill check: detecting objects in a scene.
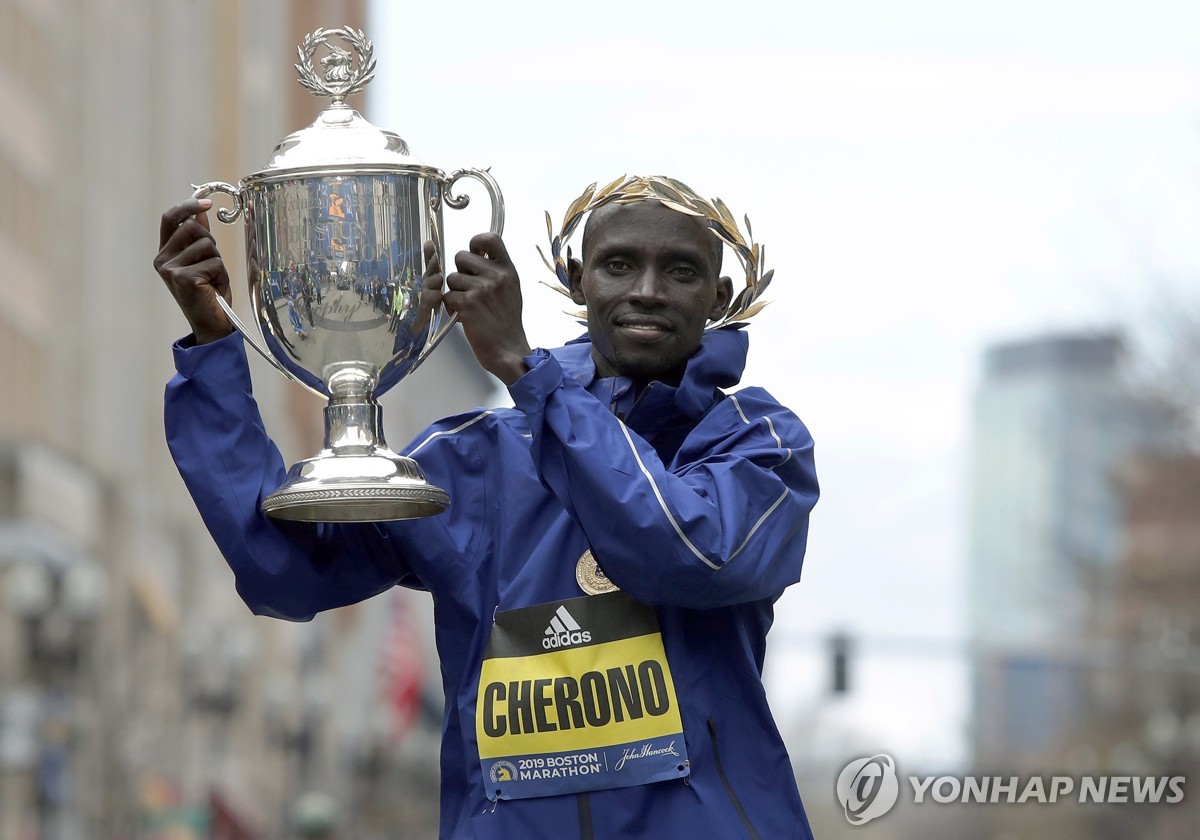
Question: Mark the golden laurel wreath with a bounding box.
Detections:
[536,175,773,328]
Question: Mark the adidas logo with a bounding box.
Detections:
[542,604,592,650]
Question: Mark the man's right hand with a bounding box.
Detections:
[154,199,235,345]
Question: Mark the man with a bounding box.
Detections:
[155,177,819,839]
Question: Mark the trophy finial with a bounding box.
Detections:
[294,27,377,104]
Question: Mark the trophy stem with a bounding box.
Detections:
[261,365,450,522]
[325,367,387,455]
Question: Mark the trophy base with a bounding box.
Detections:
[261,451,449,523]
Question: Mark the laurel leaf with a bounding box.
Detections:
[562,213,584,239]
[598,192,624,214]
[757,268,773,294]
[711,197,738,231]
[660,176,695,197]
[732,299,771,321]
[658,200,702,218]
[709,223,739,245]
[594,174,629,202]
[538,279,575,299]
[536,245,556,273]
[649,180,687,207]
[563,183,597,231]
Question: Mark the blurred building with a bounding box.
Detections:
[1069,452,1200,836]
[0,1,494,837]
[1101,453,1200,765]
[966,331,1182,769]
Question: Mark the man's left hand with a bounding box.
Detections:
[439,233,533,385]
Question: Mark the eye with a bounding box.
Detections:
[669,265,699,280]
[604,258,634,273]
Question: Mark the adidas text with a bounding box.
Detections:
[543,630,592,649]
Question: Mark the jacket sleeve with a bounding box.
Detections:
[509,350,818,610]
[163,334,420,621]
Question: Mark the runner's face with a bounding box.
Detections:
[569,203,732,388]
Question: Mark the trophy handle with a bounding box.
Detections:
[420,168,507,358]
[190,181,244,223]
[444,167,505,237]
[188,183,327,400]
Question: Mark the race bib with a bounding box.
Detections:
[476,592,690,800]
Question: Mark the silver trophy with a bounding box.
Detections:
[191,27,504,522]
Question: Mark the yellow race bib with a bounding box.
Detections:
[476,592,690,800]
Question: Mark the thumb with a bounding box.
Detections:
[193,198,214,232]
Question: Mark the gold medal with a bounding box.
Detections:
[576,549,619,596]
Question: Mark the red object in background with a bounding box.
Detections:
[209,790,258,840]
[379,591,424,740]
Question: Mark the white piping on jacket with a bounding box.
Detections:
[728,489,790,561]
[409,410,494,456]
[618,421,722,570]
[618,395,800,570]
[729,395,793,469]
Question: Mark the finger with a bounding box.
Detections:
[163,233,221,271]
[164,253,230,295]
[159,199,214,248]
[421,285,443,312]
[155,222,216,274]
[172,213,220,254]
[453,249,493,275]
[183,256,232,297]
[422,244,441,280]
[445,269,474,292]
[157,224,216,276]
[441,289,485,322]
[441,289,463,315]
[468,232,511,266]
[422,265,443,291]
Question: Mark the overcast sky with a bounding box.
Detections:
[371,0,1200,770]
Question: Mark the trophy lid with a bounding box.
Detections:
[256,27,428,174]
[263,105,421,171]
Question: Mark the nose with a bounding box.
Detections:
[627,268,668,306]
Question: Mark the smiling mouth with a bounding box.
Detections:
[614,320,673,343]
[609,321,676,348]
[614,316,672,333]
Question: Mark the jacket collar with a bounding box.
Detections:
[550,325,749,421]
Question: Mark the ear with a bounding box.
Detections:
[710,275,735,321]
[567,256,586,306]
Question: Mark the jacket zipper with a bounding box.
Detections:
[708,719,762,840]
[577,792,594,840]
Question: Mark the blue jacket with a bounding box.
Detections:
[165,326,819,840]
